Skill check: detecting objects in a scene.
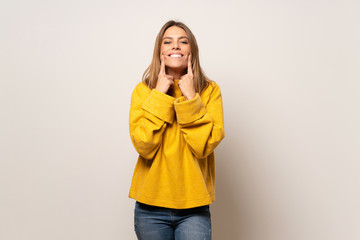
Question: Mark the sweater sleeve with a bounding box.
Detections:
[174,83,225,158]
[129,83,175,159]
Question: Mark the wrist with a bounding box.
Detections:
[185,92,196,100]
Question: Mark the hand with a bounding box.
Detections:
[155,54,174,93]
[178,54,196,100]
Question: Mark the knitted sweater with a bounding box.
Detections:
[128,79,225,209]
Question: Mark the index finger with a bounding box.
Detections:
[160,54,165,74]
[187,54,193,75]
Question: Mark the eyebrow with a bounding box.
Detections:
[162,36,189,40]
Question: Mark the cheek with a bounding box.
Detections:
[160,45,169,54]
[160,46,164,55]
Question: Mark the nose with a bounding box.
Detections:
[172,42,180,50]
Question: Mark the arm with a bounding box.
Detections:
[129,83,175,159]
[174,83,225,158]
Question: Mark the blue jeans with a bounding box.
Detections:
[134,201,212,240]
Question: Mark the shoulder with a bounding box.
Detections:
[201,80,222,98]
[199,80,223,106]
[134,81,151,92]
[132,81,151,97]
[130,81,152,106]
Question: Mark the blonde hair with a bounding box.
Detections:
[142,20,209,94]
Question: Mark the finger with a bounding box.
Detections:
[187,54,193,75]
[167,75,174,83]
[160,54,165,75]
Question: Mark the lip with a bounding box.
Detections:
[167,52,184,58]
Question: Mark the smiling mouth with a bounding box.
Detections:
[168,54,184,58]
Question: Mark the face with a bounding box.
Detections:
[160,26,191,72]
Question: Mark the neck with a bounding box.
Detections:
[166,67,186,79]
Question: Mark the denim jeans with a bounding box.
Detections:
[134,201,212,240]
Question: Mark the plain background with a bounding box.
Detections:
[1,0,359,239]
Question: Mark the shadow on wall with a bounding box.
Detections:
[212,137,248,239]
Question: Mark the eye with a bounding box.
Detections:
[163,41,171,44]
[181,41,188,44]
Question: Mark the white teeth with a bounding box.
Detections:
[170,54,182,58]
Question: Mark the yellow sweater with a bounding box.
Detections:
[128,79,225,209]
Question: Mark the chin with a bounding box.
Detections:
[166,64,187,71]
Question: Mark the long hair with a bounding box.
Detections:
[142,20,209,94]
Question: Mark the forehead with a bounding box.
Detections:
[163,26,188,38]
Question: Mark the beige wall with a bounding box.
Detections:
[1,0,359,239]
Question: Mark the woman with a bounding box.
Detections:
[129,20,225,240]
